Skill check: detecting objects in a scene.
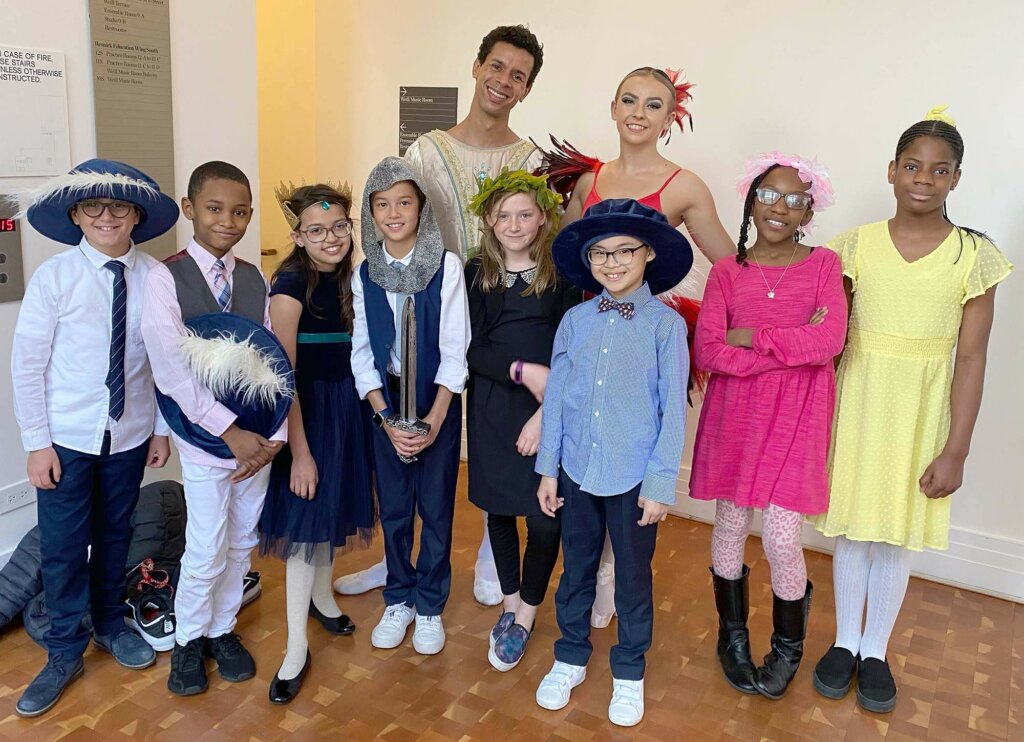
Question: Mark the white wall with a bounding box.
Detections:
[0,0,261,564]
[334,0,1023,600]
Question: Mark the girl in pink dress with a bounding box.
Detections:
[689,153,846,700]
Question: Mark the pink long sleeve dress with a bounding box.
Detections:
[688,247,847,515]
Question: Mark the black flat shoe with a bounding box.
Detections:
[309,600,356,635]
[269,651,311,705]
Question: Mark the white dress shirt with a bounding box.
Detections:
[12,238,168,455]
[350,245,470,401]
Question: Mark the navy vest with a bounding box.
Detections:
[360,252,444,418]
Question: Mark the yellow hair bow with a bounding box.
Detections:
[924,104,956,127]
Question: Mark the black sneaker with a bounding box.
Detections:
[125,583,176,652]
[168,639,208,696]
[240,571,262,609]
[812,645,858,699]
[856,657,897,713]
[203,633,256,682]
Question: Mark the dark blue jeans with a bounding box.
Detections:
[371,396,461,617]
[554,472,659,680]
[37,435,148,662]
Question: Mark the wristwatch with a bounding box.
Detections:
[373,408,391,428]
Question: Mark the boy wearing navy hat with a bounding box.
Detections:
[533,199,691,727]
[141,161,287,696]
[10,159,178,717]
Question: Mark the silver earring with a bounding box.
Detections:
[793,228,804,243]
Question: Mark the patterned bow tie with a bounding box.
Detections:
[598,296,635,320]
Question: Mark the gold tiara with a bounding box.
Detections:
[274,179,353,229]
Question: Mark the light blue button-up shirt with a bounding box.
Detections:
[535,282,689,505]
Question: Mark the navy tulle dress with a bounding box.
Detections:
[258,268,376,565]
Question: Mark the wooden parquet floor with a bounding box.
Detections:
[0,465,1020,741]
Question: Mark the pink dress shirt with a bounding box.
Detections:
[141,239,286,469]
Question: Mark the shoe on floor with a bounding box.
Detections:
[269,650,311,705]
[240,571,262,608]
[813,644,858,699]
[856,656,897,713]
[334,560,387,595]
[168,639,208,696]
[371,604,415,649]
[488,623,530,672]
[608,677,645,727]
[412,614,446,655]
[203,633,256,682]
[94,628,156,669]
[473,559,503,606]
[125,583,176,652]
[16,657,84,717]
[536,660,586,711]
[489,611,515,649]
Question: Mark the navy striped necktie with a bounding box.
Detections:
[104,260,127,421]
[213,259,231,311]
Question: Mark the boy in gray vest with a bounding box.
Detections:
[141,161,285,696]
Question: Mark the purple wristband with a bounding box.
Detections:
[513,360,524,385]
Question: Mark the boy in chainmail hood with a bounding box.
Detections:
[350,157,470,655]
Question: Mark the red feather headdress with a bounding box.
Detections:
[662,68,694,140]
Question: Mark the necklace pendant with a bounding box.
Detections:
[767,291,775,299]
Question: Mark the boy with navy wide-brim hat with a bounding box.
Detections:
[9,158,178,717]
[533,199,691,727]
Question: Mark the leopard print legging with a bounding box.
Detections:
[711,500,808,601]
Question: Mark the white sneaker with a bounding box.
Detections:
[608,678,644,727]
[536,660,587,711]
[370,604,415,649]
[412,614,446,655]
[334,559,388,595]
[591,562,616,629]
[473,560,503,606]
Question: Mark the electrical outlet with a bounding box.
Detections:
[0,481,36,515]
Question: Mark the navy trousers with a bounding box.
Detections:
[371,395,462,617]
[37,434,148,661]
[554,471,659,680]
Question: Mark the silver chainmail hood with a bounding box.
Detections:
[361,157,446,294]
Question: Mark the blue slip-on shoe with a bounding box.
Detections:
[489,623,531,672]
[16,657,85,717]
[489,611,515,650]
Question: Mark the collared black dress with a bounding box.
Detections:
[465,259,580,516]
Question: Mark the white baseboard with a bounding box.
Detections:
[668,466,1024,604]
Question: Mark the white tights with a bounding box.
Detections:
[280,545,342,680]
[832,536,911,661]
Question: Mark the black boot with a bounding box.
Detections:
[751,582,813,700]
[711,566,757,694]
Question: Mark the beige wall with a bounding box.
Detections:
[315,0,1023,599]
[0,0,262,564]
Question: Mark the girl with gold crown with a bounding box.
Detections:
[258,182,376,704]
[811,107,1012,713]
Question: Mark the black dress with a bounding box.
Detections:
[465,260,580,516]
[258,269,376,564]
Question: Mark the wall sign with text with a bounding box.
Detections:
[399,86,458,156]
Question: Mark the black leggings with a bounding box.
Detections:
[487,512,562,606]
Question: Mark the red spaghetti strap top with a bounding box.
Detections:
[581,163,683,214]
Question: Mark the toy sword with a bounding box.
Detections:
[385,296,430,463]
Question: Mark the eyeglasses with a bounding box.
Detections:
[299,221,353,243]
[77,200,135,218]
[755,187,812,210]
[586,244,648,266]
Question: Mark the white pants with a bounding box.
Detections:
[174,461,270,644]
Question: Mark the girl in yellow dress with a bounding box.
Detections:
[812,106,1012,714]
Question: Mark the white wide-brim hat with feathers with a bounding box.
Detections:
[11,158,179,245]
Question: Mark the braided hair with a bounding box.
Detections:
[894,119,991,261]
[735,164,781,265]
